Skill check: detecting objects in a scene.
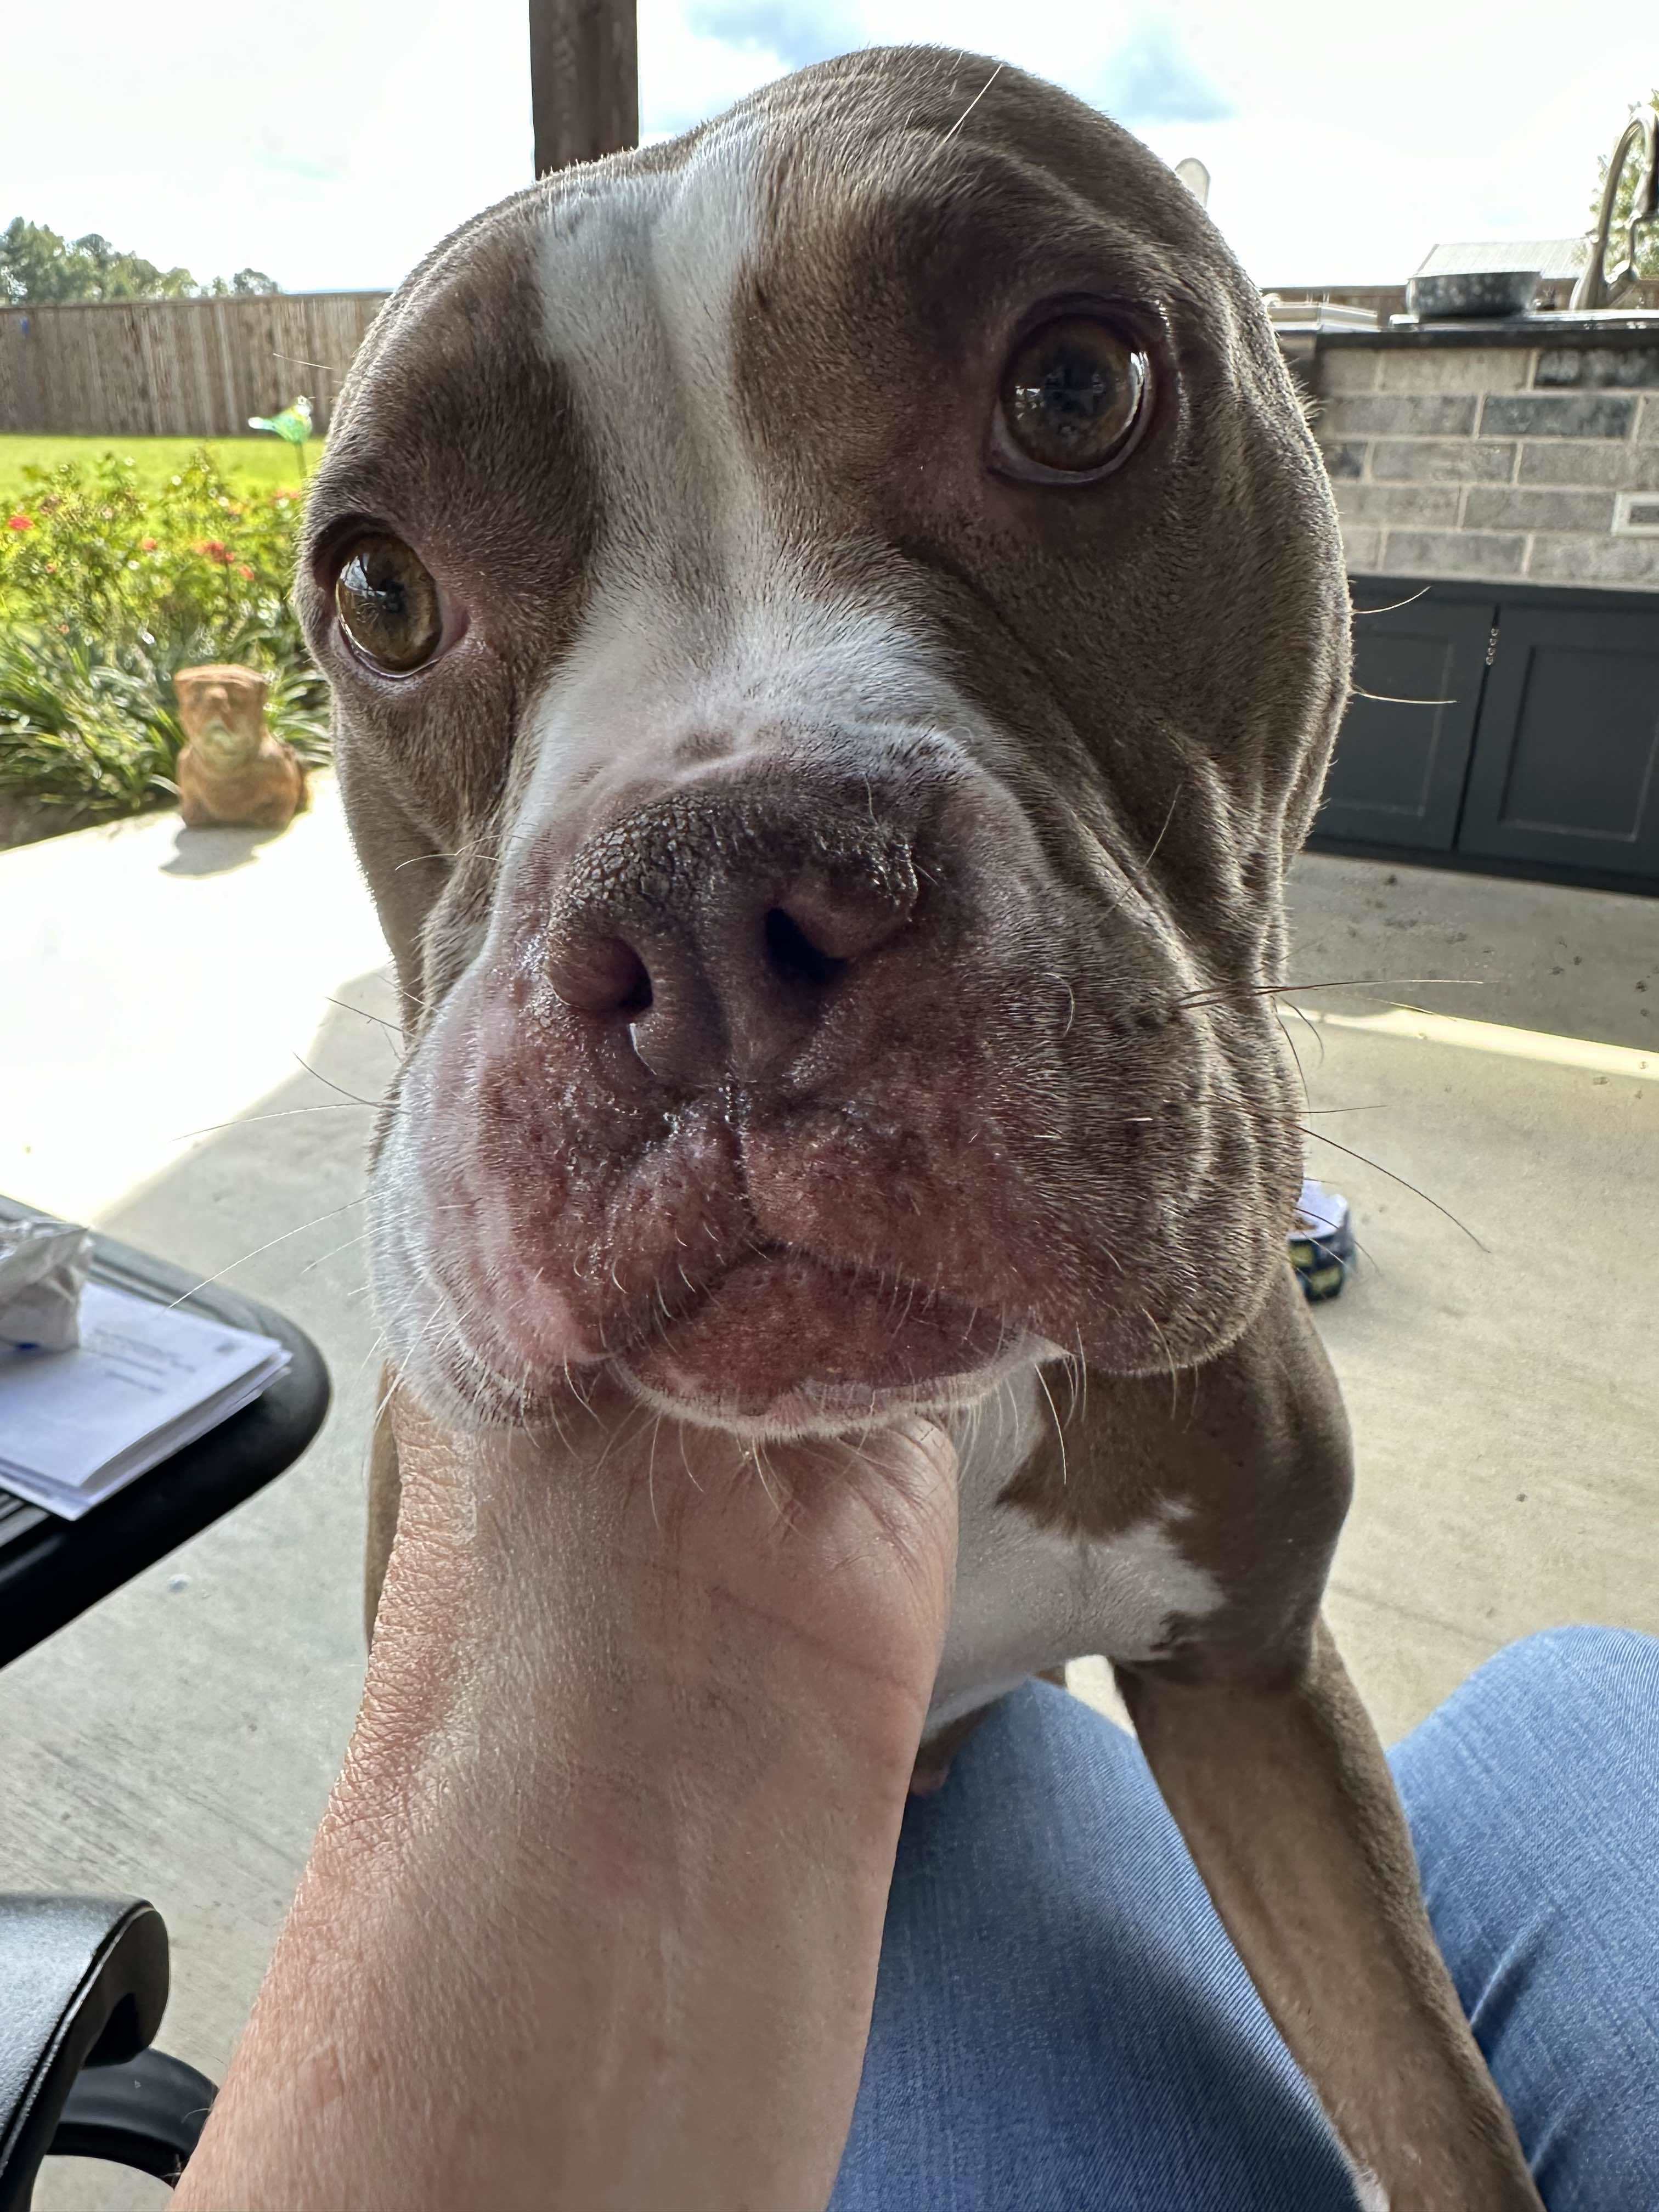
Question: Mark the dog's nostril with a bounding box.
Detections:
[617,959,652,1015]
[768,859,918,973]
[764,907,845,991]
[551,933,652,1017]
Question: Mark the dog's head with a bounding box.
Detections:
[300,47,1349,1437]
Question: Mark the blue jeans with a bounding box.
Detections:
[832,1629,1659,2210]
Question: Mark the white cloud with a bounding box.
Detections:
[7,0,1654,292]
[1090,18,1234,126]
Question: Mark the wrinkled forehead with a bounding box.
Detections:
[311,57,1247,546]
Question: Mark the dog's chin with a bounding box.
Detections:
[613,1360,1045,1442]
[615,1267,1056,1441]
[386,1214,1291,1440]
[619,1309,1057,1451]
[396,1244,1059,1441]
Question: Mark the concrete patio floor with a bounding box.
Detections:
[2,781,1655,2209]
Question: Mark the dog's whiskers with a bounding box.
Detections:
[170,1101,370,1141]
[749,1440,786,1520]
[1282,995,1327,1070]
[1139,1304,1182,1420]
[165,1193,369,1310]
[1349,685,1454,708]
[291,1052,381,1107]
[1352,586,1430,618]
[323,995,404,1040]
[1297,1125,1487,1250]
[1274,1008,1312,1114]
[677,1421,703,1493]
[1175,975,1480,1013]
[1034,1361,1068,1486]
[1140,780,1184,878]
[294,1227,371,1281]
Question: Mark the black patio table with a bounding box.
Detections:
[0,1195,330,1671]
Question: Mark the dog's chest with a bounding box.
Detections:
[926,1371,1224,1736]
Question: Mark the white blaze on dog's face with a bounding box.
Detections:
[300,48,1350,1437]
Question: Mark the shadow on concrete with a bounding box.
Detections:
[160,818,296,876]
[160,821,291,878]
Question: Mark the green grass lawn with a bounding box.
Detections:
[1,435,313,503]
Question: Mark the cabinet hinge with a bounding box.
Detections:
[1485,624,1500,667]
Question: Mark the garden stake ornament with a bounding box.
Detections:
[247,393,314,476]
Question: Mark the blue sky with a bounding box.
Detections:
[10,0,1654,295]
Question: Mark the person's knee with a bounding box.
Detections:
[1486,1621,1657,1682]
[1451,1624,1659,1734]
[1392,1624,1659,2195]
[1392,1622,1659,1890]
[1398,1625,1659,1813]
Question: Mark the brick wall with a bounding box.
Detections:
[1313,341,1659,590]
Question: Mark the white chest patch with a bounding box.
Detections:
[926,1369,1226,1736]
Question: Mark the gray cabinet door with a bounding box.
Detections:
[1314,599,1494,851]
[1458,606,1659,880]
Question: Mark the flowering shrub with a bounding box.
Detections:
[0,449,328,823]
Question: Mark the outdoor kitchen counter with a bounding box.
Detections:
[1277,318,1659,891]
[1313,312,1659,348]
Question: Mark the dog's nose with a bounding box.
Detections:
[548,789,919,1087]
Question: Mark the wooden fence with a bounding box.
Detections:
[0,292,390,439]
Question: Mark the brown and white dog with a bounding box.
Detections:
[298,48,1542,2209]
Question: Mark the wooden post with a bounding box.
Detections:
[529,0,639,174]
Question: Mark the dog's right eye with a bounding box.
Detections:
[335,534,443,674]
[993,316,1152,484]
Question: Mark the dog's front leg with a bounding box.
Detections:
[1117,1620,1542,2211]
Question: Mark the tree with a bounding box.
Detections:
[0,219,280,303]
[0,220,84,302]
[65,232,198,300]
[1589,92,1659,283]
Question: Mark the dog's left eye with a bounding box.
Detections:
[994,317,1150,482]
[334,533,444,674]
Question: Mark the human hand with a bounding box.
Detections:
[177,1389,959,2212]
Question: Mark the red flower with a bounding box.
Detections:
[236,563,255,580]
[5,514,33,531]
[194,538,232,564]
[140,535,159,552]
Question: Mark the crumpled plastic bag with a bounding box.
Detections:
[0,1218,93,1352]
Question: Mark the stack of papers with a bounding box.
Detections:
[0,1279,290,1520]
